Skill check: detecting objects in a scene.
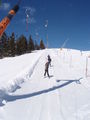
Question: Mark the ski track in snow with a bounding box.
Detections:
[0,49,90,120]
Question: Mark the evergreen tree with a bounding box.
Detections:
[16,35,27,55]
[0,32,8,57]
[28,35,35,52]
[8,32,16,56]
[40,39,45,49]
[0,32,46,58]
[3,37,8,56]
[34,40,40,50]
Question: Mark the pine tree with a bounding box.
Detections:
[28,35,35,52]
[16,35,27,55]
[0,32,8,57]
[40,39,45,49]
[34,40,40,50]
[8,32,16,56]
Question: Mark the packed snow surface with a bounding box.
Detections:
[0,48,90,120]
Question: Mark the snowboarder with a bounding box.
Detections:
[47,55,51,66]
[44,61,50,77]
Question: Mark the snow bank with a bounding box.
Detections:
[0,50,45,104]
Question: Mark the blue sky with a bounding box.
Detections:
[0,0,90,50]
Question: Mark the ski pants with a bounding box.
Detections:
[44,69,49,77]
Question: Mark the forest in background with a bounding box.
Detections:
[0,32,45,58]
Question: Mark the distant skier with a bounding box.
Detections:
[47,55,51,66]
[44,61,50,78]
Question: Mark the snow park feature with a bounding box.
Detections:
[0,0,21,37]
[0,48,90,120]
[86,56,90,77]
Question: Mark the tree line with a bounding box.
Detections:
[0,32,45,58]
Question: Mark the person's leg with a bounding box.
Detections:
[50,62,51,66]
[44,70,46,76]
[47,70,50,77]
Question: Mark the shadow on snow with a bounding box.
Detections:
[1,78,82,106]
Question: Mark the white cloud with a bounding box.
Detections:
[0,3,10,10]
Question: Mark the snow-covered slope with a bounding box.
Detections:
[0,48,90,120]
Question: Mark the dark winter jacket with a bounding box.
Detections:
[48,55,51,62]
[45,62,49,71]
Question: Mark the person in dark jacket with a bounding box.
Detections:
[47,55,51,66]
[44,61,50,77]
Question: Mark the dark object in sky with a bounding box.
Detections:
[0,3,19,37]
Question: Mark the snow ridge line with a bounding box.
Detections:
[8,55,42,93]
[0,52,44,105]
